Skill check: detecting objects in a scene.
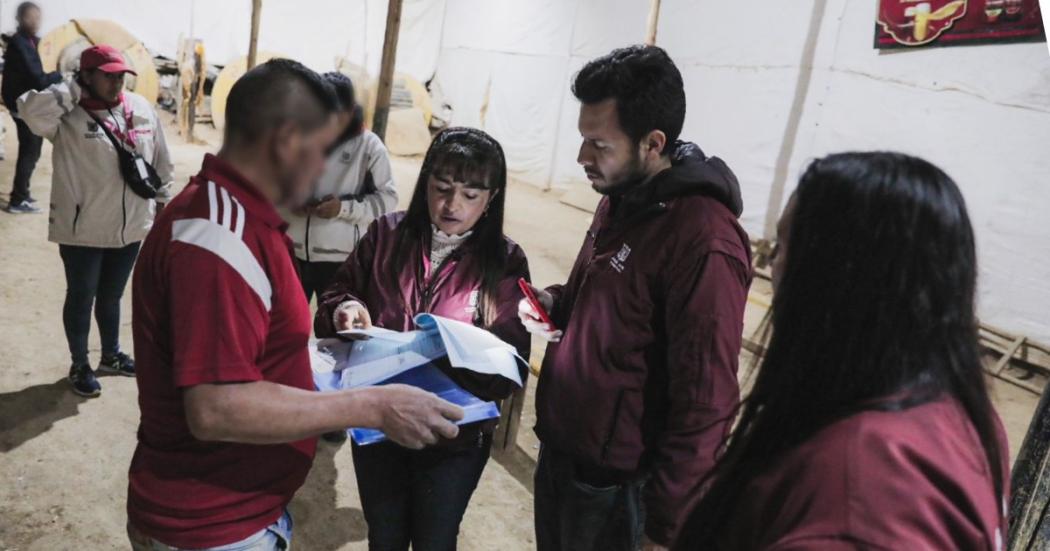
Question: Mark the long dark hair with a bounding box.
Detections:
[676,152,1003,548]
[393,127,509,327]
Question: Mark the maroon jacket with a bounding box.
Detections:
[315,212,531,443]
[711,397,1009,550]
[536,142,751,544]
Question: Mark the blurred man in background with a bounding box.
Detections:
[2,1,60,213]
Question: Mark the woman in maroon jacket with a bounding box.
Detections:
[315,127,530,550]
[674,152,1009,550]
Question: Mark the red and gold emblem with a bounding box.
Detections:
[878,0,969,45]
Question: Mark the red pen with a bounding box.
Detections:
[518,277,556,329]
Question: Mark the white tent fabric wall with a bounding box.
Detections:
[8,0,442,82]
[780,0,1050,345]
[436,0,578,188]
[435,0,1050,344]
[5,0,1047,343]
[658,2,819,240]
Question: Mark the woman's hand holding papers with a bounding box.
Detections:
[333,300,373,335]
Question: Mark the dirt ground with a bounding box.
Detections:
[0,111,1039,550]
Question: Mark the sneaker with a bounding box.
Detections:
[98,351,136,377]
[69,363,102,397]
[6,200,41,214]
[322,430,348,444]
[26,196,37,204]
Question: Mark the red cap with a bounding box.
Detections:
[79,44,136,75]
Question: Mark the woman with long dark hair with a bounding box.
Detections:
[674,152,1008,550]
[314,127,530,550]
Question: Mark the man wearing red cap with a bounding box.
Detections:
[17,44,174,397]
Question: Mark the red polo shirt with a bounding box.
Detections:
[128,154,317,548]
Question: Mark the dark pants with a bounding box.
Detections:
[11,117,43,205]
[59,242,140,366]
[352,434,491,551]
[296,259,342,303]
[534,446,646,551]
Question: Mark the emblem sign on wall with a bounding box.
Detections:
[875,0,1046,49]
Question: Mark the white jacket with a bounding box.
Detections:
[18,80,174,248]
[286,130,397,263]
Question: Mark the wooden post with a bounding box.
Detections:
[247,0,262,70]
[372,0,404,141]
[1009,386,1050,550]
[188,42,204,141]
[645,0,662,45]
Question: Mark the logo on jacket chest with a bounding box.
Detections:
[84,120,103,139]
[465,289,480,314]
[610,243,632,273]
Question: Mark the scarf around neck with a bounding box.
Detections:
[78,91,124,111]
[429,225,473,268]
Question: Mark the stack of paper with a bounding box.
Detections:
[311,313,525,445]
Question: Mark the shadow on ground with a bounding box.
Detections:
[290,440,367,550]
[0,378,86,453]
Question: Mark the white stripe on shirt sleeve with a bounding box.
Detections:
[172,218,272,311]
[207,181,218,224]
[220,187,233,230]
[233,198,246,239]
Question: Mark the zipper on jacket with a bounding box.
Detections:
[600,389,627,462]
[109,110,129,246]
[420,253,456,313]
[572,201,667,306]
[574,227,603,297]
[304,213,312,262]
[121,178,128,244]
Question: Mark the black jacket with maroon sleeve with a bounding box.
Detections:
[2,31,60,112]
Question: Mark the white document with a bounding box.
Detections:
[415,314,525,386]
[315,314,526,389]
[338,326,416,343]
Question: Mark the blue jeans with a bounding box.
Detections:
[127,509,293,550]
[352,434,491,551]
[533,446,646,551]
[58,242,140,365]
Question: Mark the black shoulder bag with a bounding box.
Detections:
[85,109,163,199]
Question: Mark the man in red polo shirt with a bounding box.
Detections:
[127,59,463,550]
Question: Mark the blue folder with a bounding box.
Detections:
[314,362,500,446]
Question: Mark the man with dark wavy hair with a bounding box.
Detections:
[519,45,752,550]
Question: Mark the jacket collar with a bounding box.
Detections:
[198,153,287,231]
[613,141,744,219]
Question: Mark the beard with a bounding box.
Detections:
[274,162,309,208]
[589,151,648,196]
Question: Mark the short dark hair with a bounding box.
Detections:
[224,58,337,146]
[16,2,39,20]
[572,44,685,155]
[323,71,355,111]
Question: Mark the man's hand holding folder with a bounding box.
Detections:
[365,385,464,449]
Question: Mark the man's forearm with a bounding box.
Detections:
[184,381,381,444]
